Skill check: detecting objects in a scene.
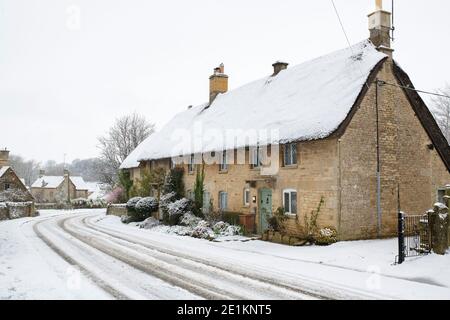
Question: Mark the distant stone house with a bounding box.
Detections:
[30,171,89,203]
[0,149,34,201]
[0,149,36,219]
[120,4,450,240]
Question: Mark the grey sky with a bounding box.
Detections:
[1,0,449,163]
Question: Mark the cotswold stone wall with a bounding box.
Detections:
[339,59,450,240]
[0,202,36,220]
[107,204,127,217]
[182,140,339,237]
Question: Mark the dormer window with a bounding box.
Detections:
[283,143,297,166]
[188,154,195,174]
[251,145,262,169]
[219,150,228,172]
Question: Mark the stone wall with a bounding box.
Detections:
[0,202,37,220]
[339,58,450,240]
[107,204,128,217]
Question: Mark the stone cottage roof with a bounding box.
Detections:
[31,175,88,190]
[0,166,10,178]
[121,40,387,169]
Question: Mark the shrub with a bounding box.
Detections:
[221,211,241,226]
[314,227,338,246]
[163,167,185,199]
[179,212,202,228]
[191,221,215,240]
[164,198,193,226]
[139,217,160,229]
[128,197,158,222]
[126,197,142,221]
[120,215,132,224]
[193,164,205,217]
[267,207,288,234]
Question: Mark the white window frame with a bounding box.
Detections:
[188,154,195,173]
[243,188,250,206]
[283,189,298,215]
[219,191,228,211]
[219,150,228,172]
[284,143,297,166]
[437,188,446,203]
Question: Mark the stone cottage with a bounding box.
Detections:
[0,149,36,219]
[31,170,89,203]
[120,3,450,240]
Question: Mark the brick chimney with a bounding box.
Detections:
[272,61,289,76]
[209,63,228,103]
[0,149,10,168]
[368,0,394,57]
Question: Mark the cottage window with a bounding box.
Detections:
[219,191,228,211]
[251,145,263,168]
[284,143,297,166]
[219,150,228,172]
[243,188,250,206]
[4,183,10,190]
[187,190,194,200]
[283,189,298,215]
[188,154,195,173]
[437,189,446,203]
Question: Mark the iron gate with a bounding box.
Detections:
[396,212,431,264]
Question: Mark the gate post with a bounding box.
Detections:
[429,203,449,255]
[397,211,405,264]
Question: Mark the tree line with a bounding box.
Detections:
[10,113,154,188]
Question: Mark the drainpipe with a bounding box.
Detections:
[337,138,342,237]
[375,79,382,237]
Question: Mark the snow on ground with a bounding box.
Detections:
[0,210,110,300]
[2,209,450,300]
[99,213,450,299]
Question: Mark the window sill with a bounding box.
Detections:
[282,164,298,170]
[285,213,298,219]
[188,172,195,175]
[219,170,229,174]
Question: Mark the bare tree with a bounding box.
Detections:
[431,85,450,143]
[9,155,41,186]
[98,113,154,184]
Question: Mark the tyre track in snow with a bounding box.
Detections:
[33,218,128,300]
[33,215,199,300]
[61,214,316,300]
[83,214,393,300]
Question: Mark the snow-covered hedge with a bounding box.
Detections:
[126,197,142,213]
[133,197,159,221]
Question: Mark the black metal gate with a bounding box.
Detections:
[396,212,431,264]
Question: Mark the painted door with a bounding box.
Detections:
[259,189,272,234]
[202,192,211,214]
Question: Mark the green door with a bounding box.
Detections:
[259,189,272,234]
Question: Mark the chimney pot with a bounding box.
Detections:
[272,61,289,76]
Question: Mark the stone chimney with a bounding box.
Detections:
[368,0,394,57]
[0,149,10,168]
[39,170,45,177]
[64,169,70,177]
[209,63,228,103]
[272,61,289,76]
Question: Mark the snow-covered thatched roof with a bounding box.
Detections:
[121,40,387,169]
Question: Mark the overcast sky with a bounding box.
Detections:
[1,0,449,163]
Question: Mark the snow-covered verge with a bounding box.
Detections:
[137,214,245,242]
[0,210,109,299]
[98,214,450,299]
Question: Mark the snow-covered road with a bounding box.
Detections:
[2,209,450,300]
